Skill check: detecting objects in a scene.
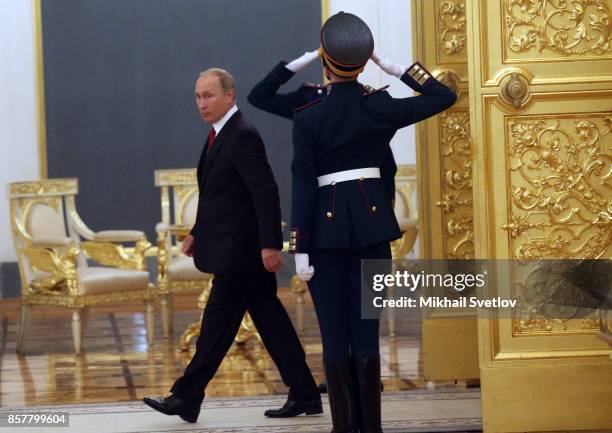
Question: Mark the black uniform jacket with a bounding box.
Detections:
[288,62,457,254]
[247,61,398,202]
[190,110,283,274]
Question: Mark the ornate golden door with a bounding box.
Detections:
[467,0,612,431]
[413,0,480,381]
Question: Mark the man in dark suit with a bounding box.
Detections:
[143,68,321,423]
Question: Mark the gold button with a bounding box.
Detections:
[326,212,333,218]
[372,206,377,212]
[359,177,364,181]
[331,181,336,186]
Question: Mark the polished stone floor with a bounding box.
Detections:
[0,289,453,407]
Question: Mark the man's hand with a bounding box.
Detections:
[262,248,283,273]
[181,234,195,257]
[285,49,321,73]
[295,253,315,282]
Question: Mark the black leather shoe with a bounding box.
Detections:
[264,398,323,418]
[143,395,200,423]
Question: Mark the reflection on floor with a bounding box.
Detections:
[0,289,461,407]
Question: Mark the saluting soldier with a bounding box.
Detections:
[247,50,398,213]
[287,12,457,433]
[248,49,396,396]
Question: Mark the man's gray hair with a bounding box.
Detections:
[199,68,236,94]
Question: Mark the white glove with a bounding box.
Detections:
[371,50,407,78]
[286,50,320,73]
[295,253,315,282]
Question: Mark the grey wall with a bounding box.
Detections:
[41,0,322,241]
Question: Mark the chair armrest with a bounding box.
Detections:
[93,230,147,242]
[169,224,192,240]
[392,219,419,259]
[156,222,169,235]
[81,238,151,271]
[30,237,74,248]
[398,218,418,233]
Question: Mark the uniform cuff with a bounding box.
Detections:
[288,228,310,254]
[270,61,296,84]
[400,62,434,92]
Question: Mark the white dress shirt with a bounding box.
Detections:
[212,104,238,135]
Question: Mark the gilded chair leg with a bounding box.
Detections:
[296,292,305,338]
[161,294,173,338]
[145,300,155,346]
[80,307,90,342]
[71,309,83,355]
[16,304,31,353]
[387,286,396,339]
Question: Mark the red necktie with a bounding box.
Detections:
[207,128,216,152]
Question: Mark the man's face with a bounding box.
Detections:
[195,75,234,124]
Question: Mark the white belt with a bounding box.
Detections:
[317,167,381,187]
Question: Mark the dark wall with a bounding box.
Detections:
[42,0,322,240]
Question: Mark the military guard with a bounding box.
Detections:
[247,49,398,210]
[287,12,457,433]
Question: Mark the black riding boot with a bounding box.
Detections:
[324,359,359,433]
[353,357,383,433]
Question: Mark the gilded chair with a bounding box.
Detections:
[9,178,156,354]
[154,169,259,349]
[388,165,420,338]
[154,169,211,338]
[392,165,419,259]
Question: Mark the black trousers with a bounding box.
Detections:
[308,241,391,361]
[171,269,318,404]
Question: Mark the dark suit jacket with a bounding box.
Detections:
[190,110,283,274]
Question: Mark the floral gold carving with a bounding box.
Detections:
[438,0,468,56]
[505,115,611,259]
[504,0,612,56]
[437,110,475,258]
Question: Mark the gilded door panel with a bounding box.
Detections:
[468,0,612,431]
[413,0,479,380]
[481,92,611,359]
[478,0,612,86]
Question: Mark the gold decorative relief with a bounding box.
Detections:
[24,244,79,295]
[437,110,475,258]
[504,0,612,57]
[81,240,150,271]
[10,178,78,198]
[154,169,197,186]
[504,114,612,259]
[437,0,467,60]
